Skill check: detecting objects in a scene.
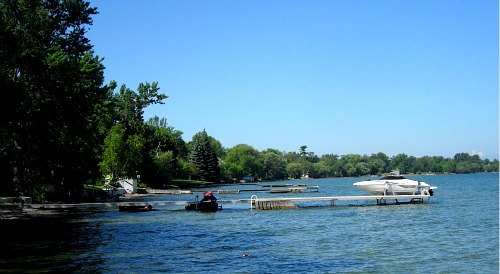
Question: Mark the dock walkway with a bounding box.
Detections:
[24,194,431,210]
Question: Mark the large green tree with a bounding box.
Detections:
[99,85,168,183]
[99,124,145,180]
[141,116,187,186]
[339,154,363,177]
[0,0,108,200]
[114,82,166,135]
[224,144,262,180]
[261,149,287,181]
[188,130,220,183]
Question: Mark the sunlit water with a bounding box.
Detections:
[1,173,498,273]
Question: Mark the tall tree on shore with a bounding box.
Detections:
[99,84,168,183]
[141,116,187,186]
[188,130,220,183]
[0,0,108,200]
[114,82,167,136]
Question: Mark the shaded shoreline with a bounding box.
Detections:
[0,206,92,221]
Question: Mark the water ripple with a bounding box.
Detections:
[1,173,498,273]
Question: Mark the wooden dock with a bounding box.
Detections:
[249,194,431,209]
[23,194,431,210]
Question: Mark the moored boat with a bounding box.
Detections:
[353,171,437,196]
[185,191,221,212]
[185,200,220,212]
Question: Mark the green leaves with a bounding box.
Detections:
[114,82,167,136]
[137,82,168,106]
[99,124,145,179]
[188,130,220,183]
[1,0,108,200]
[224,144,262,180]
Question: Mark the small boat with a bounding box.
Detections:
[185,191,221,212]
[185,200,220,212]
[119,205,153,212]
[353,170,437,196]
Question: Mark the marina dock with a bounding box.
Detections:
[24,194,432,210]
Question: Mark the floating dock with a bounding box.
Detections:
[23,194,432,211]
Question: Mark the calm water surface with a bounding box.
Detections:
[1,173,498,273]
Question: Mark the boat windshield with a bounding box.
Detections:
[380,175,406,180]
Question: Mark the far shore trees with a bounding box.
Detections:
[224,144,262,181]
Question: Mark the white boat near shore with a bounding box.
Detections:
[353,170,437,196]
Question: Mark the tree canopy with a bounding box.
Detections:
[1,0,105,200]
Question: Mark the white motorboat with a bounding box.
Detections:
[353,171,437,196]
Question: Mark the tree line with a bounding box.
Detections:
[1,1,498,202]
[216,146,499,181]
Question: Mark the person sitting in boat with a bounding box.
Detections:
[201,191,217,202]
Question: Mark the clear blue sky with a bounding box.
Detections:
[87,0,499,159]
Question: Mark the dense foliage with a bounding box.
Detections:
[221,149,499,180]
[1,1,498,202]
[188,130,220,183]
[1,0,106,201]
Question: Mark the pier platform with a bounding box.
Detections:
[23,194,431,211]
[249,194,430,209]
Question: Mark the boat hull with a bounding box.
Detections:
[185,201,220,212]
[353,179,435,196]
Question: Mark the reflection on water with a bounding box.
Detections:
[0,173,498,273]
[1,216,99,272]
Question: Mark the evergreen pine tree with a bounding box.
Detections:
[189,130,220,183]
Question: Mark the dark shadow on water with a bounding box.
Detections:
[0,212,102,272]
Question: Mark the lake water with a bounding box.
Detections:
[1,173,498,273]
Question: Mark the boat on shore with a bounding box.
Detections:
[353,170,437,196]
